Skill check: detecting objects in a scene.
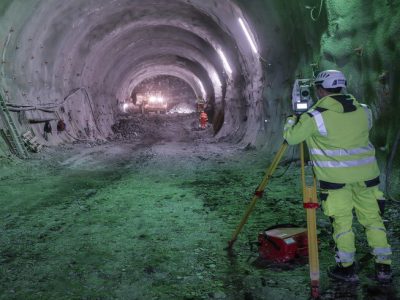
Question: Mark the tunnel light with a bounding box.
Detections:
[123,103,129,112]
[238,17,259,54]
[217,48,233,77]
[197,79,207,99]
[148,95,165,104]
[211,71,222,88]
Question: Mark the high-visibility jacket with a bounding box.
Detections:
[200,112,208,123]
[284,94,380,184]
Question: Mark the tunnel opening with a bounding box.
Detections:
[129,75,199,115]
[112,73,219,143]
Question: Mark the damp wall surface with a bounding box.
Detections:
[317,0,400,198]
[236,0,329,147]
[0,0,399,197]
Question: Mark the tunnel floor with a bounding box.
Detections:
[0,117,399,299]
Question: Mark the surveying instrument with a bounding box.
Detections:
[227,79,321,299]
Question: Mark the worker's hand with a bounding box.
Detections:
[284,115,298,131]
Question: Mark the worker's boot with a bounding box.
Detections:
[375,263,392,283]
[328,263,359,283]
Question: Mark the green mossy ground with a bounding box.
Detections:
[1,138,399,299]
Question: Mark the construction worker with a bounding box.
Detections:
[283,70,392,283]
[43,120,52,141]
[199,111,208,129]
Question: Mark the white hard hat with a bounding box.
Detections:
[315,70,347,89]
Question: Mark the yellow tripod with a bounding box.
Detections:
[227,141,320,298]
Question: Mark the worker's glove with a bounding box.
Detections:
[284,115,298,131]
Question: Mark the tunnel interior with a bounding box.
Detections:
[0,0,265,145]
[130,75,198,114]
[1,0,400,299]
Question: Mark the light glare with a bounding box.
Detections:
[239,17,258,54]
[148,95,165,104]
[217,49,233,76]
[296,103,308,110]
[210,71,222,88]
[197,79,206,99]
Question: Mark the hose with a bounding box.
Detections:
[272,146,296,178]
[53,87,104,137]
[54,111,91,142]
[310,0,324,22]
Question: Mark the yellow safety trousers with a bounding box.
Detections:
[321,182,391,266]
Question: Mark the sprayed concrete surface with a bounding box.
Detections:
[1,115,399,300]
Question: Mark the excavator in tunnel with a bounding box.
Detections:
[0,0,399,299]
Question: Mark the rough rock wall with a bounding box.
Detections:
[319,0,400,198]
[235,0,328,148]
[238,0,399,197]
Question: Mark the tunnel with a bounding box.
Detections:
[0,0,264,144]
[0,1,399,299]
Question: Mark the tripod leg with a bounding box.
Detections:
[300,142,320,298]
[227,141,288,249]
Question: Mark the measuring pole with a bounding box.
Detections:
[227,141,288,249]
[300,142,320,298]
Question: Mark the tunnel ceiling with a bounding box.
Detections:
[0,0,263,140]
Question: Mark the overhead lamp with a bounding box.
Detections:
[217,48,233,77]
[197,79,207,99]
[239,17,259,54]
[148,95,165,104]
[211,71,222,88]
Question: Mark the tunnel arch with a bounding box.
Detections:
[1,0,263,143]
[93,35,225,104]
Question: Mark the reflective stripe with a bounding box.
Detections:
[310,110,328,136]
[367,226,387,233]
[310,143,374,157]
[376,255,391,262]
[361,104,372,129]
[372,247,392,256]
[335,229,352,241]
[312,156,376,168]
[335,251,355,263]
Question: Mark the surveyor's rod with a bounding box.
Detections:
[227,141,288,249]
[300,142,320,298]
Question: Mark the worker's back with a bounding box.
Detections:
[306,94,380,184]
